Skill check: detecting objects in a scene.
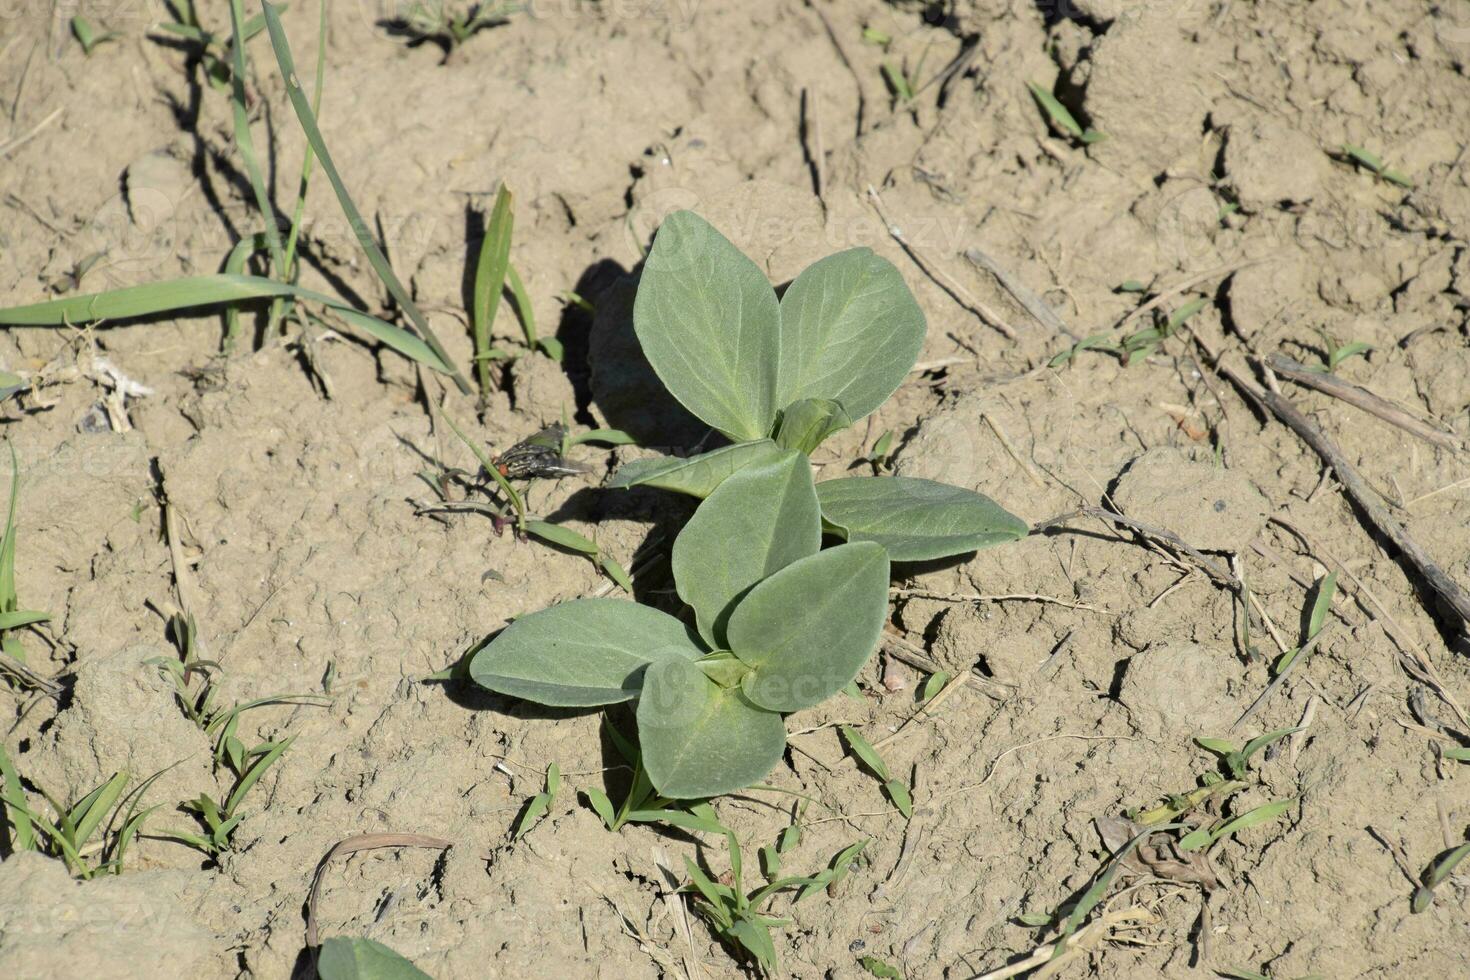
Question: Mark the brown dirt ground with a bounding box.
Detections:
[2,0,1470,977]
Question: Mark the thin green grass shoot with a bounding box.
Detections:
[0,446,51,671]
[261,1,471,392]
[0,747,168,878]
[512,762,559,839]
[473,185,515,396]
[71,16,120,56]
[840,725,913,819]
[1028,82,1104,145]
[1340,144,1413,188]
[1412,837,1470,912]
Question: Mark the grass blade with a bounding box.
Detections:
[0,743,35,851]
[839,726,891,781]
[438,410,524,528]
[524,520,599,555]
[280,0,328,314]
[224,735,293,815]
[259,1,470,393]
[473,185,514,395]
[227,0,286,291]
[0,274,452,374]
[72,772,129,848]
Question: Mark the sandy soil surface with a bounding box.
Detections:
[2,1,1470,977]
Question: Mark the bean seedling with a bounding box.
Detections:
[471,213,1027,799]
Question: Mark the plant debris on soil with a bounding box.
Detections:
[2,1,1470,978]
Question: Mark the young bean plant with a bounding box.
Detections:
[470,212,1028,799]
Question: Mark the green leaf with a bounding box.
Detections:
[1180,798,1293,851]
[816,476,1028,562]
[683,854,736,911]
[225,736,293,816]
[633,211,782,441]
[1177,827,1212,851]
[920,671,949,701]
[839,726,891,781]
[860,955,905,979]
[1028,82,1081,138]
[1307,571,1337,638]
[316,936,432,980]
[774,398,852,454]
[1238,727,1300,766]
[1327,341,1372,372]
[608,440,788,499]
[598,555,634,594]
[470,599,704,707]
[637,658,787,799]
[473,185,514,394]
[728,918,778,974]
[72,772,129,848]
[524,521,599,555]
[775,248,925,424]
[0,743,35,851]
[673,451,821,647]
[1165,297,1209,331]
[514,792,551,839]
[883,779,913,819]
[730,543,890,713]
[1195,736,1237,756]
[796,839,869,903]
[0,610,49,630]
[582,787,616,829]
[0,274,452,375]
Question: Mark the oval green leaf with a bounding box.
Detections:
[673,451,821,647]
[317,937,431,980]
[607,439,788,499]
[637,658,787,799]
[776,248,925,423]
[729,542,890,712]
[816,476,1029,561]
[470,599,703,706]
[633,211,781,441]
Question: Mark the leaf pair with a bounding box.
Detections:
[471,453,890,798]
[634,211,925,444]
[614,445,1029,563]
